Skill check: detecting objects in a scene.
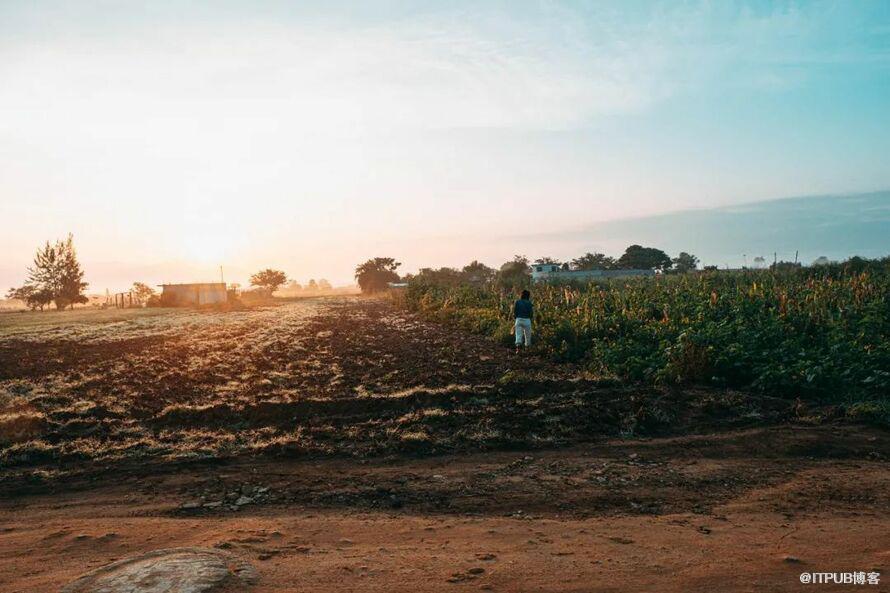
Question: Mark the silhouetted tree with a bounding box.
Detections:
[5,284,52,311]
[498,255,531,288]
[461,260,497,285]
[414,267,463,287]
[533,256,560,265]
[571,252,616,270]
[250,269,288,294]
[17,234,88,310]
[131,282,156,303]
[671,252,699,273]
[617,245,672,271]
[355,257,401,293]
[56,235,89,309]
[771,261,802,272]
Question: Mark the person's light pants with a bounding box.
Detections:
[515,318,532,347]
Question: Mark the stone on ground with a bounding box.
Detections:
[62,547,257,593]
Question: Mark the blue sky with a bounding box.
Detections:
[1,1,888,287]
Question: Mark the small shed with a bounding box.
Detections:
[159,283,228,306]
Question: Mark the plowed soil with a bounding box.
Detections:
[1,297,887,592]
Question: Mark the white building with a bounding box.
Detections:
[531,263,656,283]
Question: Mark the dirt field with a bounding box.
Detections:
[1,297,888,592]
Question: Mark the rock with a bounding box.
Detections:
[203,501,223,508]
[782,555,802,563]
[62,547,257,593]
[180,501,201,510]
[234,496,254,506]
[468,567,485,575]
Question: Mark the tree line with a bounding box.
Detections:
[353,245,701,293]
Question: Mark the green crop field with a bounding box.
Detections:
[401,259,890,423]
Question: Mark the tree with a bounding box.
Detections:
[812,256,831,266]
[307,279,318,291]
[498,255,531,288]
[131,282,156,303]
[415,267,463,286]
[318,279,332,291]
[671,252,699,273]
[18,234,88,310]
[5,285,52,311]
[771,260,802,272]
[250,269,287,294]
[571,252,616,271]
[355,257,401,293]
[461,260,496,285]
[55,234,89,309]
[753,256,766,269]
[533,256,560,265]
[617,245,672,271]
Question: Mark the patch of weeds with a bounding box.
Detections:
[846,400,890,428]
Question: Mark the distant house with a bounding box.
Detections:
[159,283,227,306]
[531,263,656,283]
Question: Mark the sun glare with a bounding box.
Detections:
[182,232,233,265]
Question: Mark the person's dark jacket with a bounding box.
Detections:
[513,298,533,320]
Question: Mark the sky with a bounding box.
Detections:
[1,0,889,290]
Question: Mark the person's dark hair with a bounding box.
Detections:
[521,289,530,300]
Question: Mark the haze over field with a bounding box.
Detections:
[1,1,889,290]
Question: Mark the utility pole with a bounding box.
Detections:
[220,266,225,285]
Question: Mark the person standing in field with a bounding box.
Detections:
[513,289,533,352]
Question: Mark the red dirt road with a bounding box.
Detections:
[2,424,889,592]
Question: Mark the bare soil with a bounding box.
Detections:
[1,297,887,592]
